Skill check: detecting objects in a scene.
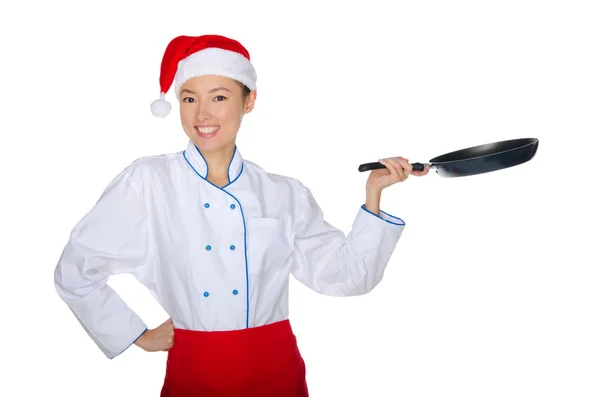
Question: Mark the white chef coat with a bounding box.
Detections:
[54,140,406,359]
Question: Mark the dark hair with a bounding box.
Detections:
[238,82,251,98]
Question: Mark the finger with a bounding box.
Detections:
[412,168,428,176]
[379,158,400,178]
[410,165,425,175]
[395,158,412,179]
[412,164,430,176]
[395,158,413,180]
[390,158,408,179]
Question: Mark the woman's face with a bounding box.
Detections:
[179,75,255,153]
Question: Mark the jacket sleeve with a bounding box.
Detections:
[54,163,151,359]
[290,183,405,296]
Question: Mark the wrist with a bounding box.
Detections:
[134,329,150,348]
[365,187,382,215]
[366,185,382,197]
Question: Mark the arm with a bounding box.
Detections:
[53,163,151,359]
[290,182,405,297]
[364,184,383,216]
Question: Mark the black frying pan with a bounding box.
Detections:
[358,138,539,177]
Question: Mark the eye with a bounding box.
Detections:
[183,97,195,103]
[214,95,227,102]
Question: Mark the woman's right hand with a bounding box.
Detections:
[135,318,175,352]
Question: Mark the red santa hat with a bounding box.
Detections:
[150,34,257,118]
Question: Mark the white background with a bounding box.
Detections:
[2,0,599,396]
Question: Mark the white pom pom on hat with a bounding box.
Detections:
[150,35,257,118]
[151,93,172,118]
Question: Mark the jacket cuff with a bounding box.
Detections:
[108,325,148,359]
[360,204,405,226]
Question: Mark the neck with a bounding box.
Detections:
[200,142,235,185]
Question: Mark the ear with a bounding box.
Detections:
[243,91,257,114]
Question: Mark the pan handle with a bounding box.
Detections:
[358,162,426,172]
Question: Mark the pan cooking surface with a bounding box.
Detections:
[431,138,539,177]
[431,138,538,163]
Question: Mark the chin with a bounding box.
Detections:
[190,136,229,153]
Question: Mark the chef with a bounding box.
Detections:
[54,34,429,396]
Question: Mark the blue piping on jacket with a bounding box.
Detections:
[182,149,250,328]
[361,204,405,226]
[110,327,148,359]
[194,144,238,184]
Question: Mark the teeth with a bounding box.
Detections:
[196,126,219,134]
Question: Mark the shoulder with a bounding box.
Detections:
[110,150,184,188]
[130,150,182,172]
[241,159,317,217]
[242,159,309,193]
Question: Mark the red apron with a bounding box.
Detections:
[160,319,309,396]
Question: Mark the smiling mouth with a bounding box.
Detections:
[195,126,220,136]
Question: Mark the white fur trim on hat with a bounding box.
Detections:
[174,47,257,99]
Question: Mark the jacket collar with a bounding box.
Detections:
[183,140,244,184]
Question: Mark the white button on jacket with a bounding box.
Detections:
[54,140,406,359]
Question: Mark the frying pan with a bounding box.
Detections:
[358,138,539,177]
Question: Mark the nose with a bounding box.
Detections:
[194,102,212,121]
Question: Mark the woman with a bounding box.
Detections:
[54,34,429,396]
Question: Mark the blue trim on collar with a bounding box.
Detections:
[185,149,244,189]
[194,145,210,179]
[193,144,240,183]
[182,151,250,328]
[226,146,237,184]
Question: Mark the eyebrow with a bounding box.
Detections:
[209,87,231,93]
[181,87,231,95]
